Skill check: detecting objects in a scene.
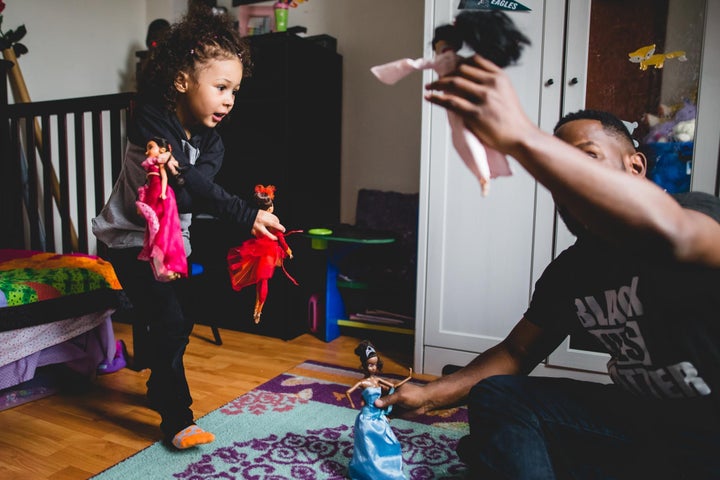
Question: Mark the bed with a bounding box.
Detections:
[0,249,128,391]
[0,60,134,399]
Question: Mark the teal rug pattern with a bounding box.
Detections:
[91,360,469,479]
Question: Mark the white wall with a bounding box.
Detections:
[3,0,425,224]
[1,0,147,101]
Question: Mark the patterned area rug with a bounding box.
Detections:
[91,360,469,479]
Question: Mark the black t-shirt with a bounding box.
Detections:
[525,191,720,402]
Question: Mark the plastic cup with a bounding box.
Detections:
[274,4,289,32]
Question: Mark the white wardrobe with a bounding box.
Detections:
[414,0,720,379]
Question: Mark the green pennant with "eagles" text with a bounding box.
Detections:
[458,0,531,12]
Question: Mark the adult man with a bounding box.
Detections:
[376,55,720,478]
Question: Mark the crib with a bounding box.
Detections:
[0,59,132,402]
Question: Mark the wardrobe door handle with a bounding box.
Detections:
[545,78,555,87]
[569,77,579,86]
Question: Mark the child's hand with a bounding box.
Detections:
[163,154,179,172]
[252,210,285,241]
[163,155,185,185]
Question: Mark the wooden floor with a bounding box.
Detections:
[0,322,429,479]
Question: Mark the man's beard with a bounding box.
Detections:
[557,205,588,238]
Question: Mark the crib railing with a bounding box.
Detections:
[0,60,134,254]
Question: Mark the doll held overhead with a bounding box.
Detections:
[371,10,530,196]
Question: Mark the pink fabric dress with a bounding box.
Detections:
[371,51,512,196]
[136,156,188,282]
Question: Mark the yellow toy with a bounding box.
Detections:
[628,44,687,71]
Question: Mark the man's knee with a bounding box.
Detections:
[462,376,556,478]
[467,375,545,447]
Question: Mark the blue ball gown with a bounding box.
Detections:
[348,386,406,480]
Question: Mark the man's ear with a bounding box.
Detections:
[174,72,189,93]
[629,151,647,177]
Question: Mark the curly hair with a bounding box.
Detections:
[137,4,252,109]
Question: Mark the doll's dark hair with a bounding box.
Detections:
[137,4,251,109]
[432,10,530,68]
[355,340,384,372]
[149,136,170,151]
[554,109,636,152]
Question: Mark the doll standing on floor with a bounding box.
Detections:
[227,184,300,323]
[345,340,413,480]
[136,137,188,282]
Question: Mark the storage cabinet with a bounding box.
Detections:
[416,0,720,378]
[186,32,342,339]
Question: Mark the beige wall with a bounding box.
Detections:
[224,0,424,222]
[3,0,424,224]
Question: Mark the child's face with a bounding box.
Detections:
[175,57,244,134]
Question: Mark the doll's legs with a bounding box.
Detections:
[254,279,269,323]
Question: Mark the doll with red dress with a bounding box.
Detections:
[136,137,188,282]
[227,185,300,323]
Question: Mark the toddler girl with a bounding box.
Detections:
[93,5,285,449]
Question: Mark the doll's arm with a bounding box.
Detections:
[346,382,362,409]
[394,368,413,389]
[277,231,293,258]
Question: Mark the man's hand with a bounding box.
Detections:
[252,209,285,241]
[374,381,437,418]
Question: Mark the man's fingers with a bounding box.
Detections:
[424,90,481,117]
[464,53,504,73]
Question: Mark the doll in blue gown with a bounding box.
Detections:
[346,340,413,480]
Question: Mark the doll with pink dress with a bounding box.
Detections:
[136,137,188,282]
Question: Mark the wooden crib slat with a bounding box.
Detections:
[92,110,106,218]
[23,117,42,252]
[1,75,133,254]
[41,114,56,253]
[74,111,88,253]
[7,119,25,248]
[57,114,73,252]
[110,107,124,186]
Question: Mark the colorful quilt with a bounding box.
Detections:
[0,249,129,332]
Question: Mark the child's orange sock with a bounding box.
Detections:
[171,425,215,449]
